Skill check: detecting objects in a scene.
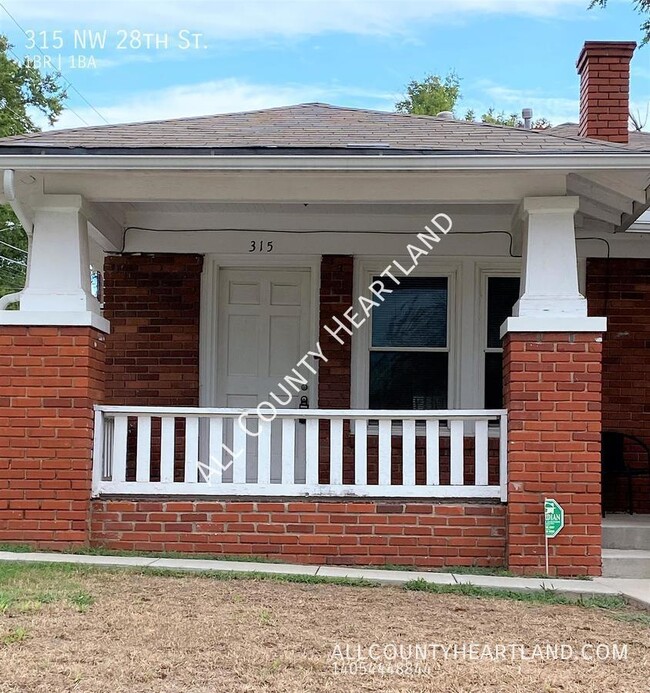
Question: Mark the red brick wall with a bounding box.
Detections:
[577,41,635,143]
[103,254,203,406]
[503,332,602,577]
[587,258,650,513]
[0,327,105,547]
[318,255,353,408]
[90,499,505,567]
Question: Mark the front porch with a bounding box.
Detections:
[3,144,649,577]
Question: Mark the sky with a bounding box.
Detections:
[1,0,650,131]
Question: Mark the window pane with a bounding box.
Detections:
[485,352,503,409]
[487,277,520,348]
[372,277,447,348]
[369,352,448,409]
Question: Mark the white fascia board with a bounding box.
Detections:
[4,153,650,171]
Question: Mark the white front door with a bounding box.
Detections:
[215,268,313,482]
[216,268,313,408]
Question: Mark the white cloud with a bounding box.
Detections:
[43,78,399,129]
[466,81,579,125]
[4,0,587,40]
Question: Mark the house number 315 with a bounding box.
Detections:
[249,241,274,253]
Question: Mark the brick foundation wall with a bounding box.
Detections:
[503,332,602,577]
[0,327,105,547]
[587,258,650,513]
[90,499,505,567]
[103,254,203,406]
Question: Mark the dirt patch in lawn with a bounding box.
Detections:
[0,566,648,692]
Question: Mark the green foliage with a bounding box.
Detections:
[396,72,550,128]
[1,627,29,646]
[0,34,66,300]
[590,0,650,45]
[0,35,66,136]
[404,578,629,609]
[0,207,27,301]
[395,71,461,116]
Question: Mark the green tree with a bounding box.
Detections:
[590,1,650,45]
[0,35,66,300]
[395,72,461,116]
[396,73,550,128]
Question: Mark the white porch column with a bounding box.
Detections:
[0,195,109,332]
[502,196,606,334]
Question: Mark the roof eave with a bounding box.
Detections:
[2,152,650,171]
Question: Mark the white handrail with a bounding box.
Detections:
[94,404,506,419]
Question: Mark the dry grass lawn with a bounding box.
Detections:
[0,563,648,692]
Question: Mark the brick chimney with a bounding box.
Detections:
[577,41,636,143]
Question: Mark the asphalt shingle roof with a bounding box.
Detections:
[550,122,650,151]
[0,103,634,155]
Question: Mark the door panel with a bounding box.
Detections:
[216,268,312,483]
[217,268,312,407]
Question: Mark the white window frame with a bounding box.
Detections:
[475,262,522,410]
[352,257,521,411]
[351,258,461,410]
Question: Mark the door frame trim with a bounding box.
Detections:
[199,254,322,407]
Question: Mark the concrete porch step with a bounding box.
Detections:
[602,549,650,579]
[602,515,650,551]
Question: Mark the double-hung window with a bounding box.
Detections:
[484,276,520,409]
[369,276,449,410]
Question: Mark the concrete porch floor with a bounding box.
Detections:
[602,514,650,579]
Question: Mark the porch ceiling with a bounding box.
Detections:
[4,166,650,255]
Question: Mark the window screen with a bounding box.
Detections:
[369,276,449,409]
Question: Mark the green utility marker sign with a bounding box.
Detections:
[544,498,565,576]
[544,498,565,538]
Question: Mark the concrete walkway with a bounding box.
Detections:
[0,551,647,609]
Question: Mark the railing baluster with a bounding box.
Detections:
[474,418,489,486]
[305,418,319,485]
[402,419,416,486]
[160,416,175,482]
[378,419,391,486]
[92,409,105,494]
[425,419,439,485]
[232,417,247,483]
[208,416,223,484]
[136,415,151,482]
[184,416,199,482]
[281,418,295,484]
[258,418,272,484]
[354,418,368,485]
[102,417,114,480]
[329,418,343,485]
[499,412,508,502]
[112,415,128,483]
[450,419,464,485]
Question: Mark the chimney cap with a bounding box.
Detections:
[577,40,636,74]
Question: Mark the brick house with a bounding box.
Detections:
[0,41,648,577]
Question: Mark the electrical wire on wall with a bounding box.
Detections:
[118,226,518,256]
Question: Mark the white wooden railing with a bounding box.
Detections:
[92,406,508,500]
